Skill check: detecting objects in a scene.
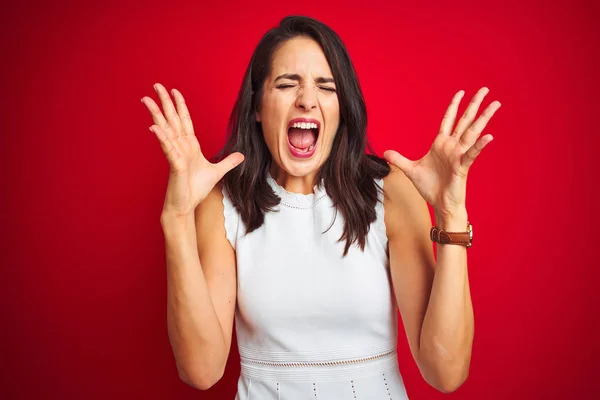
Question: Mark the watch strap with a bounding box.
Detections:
[430,222,473,247]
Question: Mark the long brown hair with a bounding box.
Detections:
[215,15,390,256]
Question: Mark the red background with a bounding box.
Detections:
[2,0,599,399]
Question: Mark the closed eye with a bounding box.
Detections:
[276,84,336,93]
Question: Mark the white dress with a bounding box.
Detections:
[222,172,410,400]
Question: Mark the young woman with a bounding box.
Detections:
[141,15,500,400]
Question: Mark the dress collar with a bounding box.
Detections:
[266,172,328,209]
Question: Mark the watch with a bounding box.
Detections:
[430,221,473,248]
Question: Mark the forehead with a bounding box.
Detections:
[270,36,333,77]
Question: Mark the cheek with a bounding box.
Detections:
[260,103,285,159]
[261,125,280,156]
[322,101,340,142]
[259,101,280,139]
[261,95,287,133]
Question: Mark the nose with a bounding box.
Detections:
[295,85,317,111]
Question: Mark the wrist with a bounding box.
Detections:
[434,208,468,231]
[160,211,196,233]
[161,207,194,221]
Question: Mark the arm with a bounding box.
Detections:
[384,166,473,393]
[161,183,237,390]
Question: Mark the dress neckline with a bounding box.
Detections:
[266,172,328,209]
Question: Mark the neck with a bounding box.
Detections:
[269,164,319,195]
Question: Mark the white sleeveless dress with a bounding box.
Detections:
[222,172,410,400]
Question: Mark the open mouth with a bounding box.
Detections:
[287,119,320,158]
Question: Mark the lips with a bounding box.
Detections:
[286,118,320,159]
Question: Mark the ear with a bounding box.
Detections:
[255,109,261,123]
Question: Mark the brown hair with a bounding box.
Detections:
[215,15,390,256]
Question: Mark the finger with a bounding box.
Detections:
[150,125,182,166]
[383,150,414,177]
[439,90,465,136]
[460,101,501,148]
[171,88,196,138]
[141,96,175,140]
[461,134,493,170]
[154,83,183,138]
[452,87,489,139]
[214,152,245,179]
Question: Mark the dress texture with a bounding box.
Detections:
[222,172,409,400]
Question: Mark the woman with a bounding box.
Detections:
[141,15,500,399]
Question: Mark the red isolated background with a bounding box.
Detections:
[2,0,598,399]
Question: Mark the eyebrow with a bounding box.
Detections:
[274,73,335,84]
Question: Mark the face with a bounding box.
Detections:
[256,36,340,180]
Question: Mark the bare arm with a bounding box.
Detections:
[384,166,473,394]
[142,82,241,390]
[382,88,498,393]
[162,184,237,390]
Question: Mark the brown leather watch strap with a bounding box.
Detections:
[430,222,473,247]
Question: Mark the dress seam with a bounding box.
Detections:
[247,376,252,400]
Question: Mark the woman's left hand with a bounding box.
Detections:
[384,87,501,220]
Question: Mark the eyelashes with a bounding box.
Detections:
[276,84,336,93]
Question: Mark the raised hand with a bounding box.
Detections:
[141,83,244,217]
[384,87,501,219]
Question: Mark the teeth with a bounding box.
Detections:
[290,122,318,130]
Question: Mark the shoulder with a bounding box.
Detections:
[194,183,231,247]
[195,182,225,222]
[382,165,431,238]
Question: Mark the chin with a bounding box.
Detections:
[277,152,323,178]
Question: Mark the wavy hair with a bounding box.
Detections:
[215,15,390,256]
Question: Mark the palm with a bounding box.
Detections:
[142,83,244,215]
[404,134,470,211]
[384,87,501,215]
[187,153,228,203]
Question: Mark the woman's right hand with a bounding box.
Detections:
[142,83,244,218]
